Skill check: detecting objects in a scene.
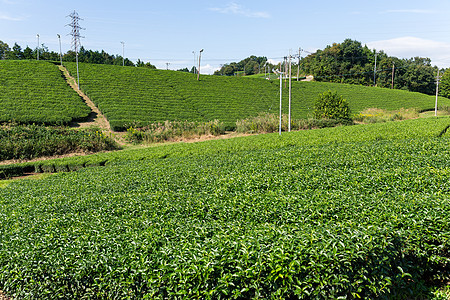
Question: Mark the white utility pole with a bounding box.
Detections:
[274,70,283,135]
[57,34,63,66]
[436,69,441,117]
[373,51,377,87]
[288,52,292,132]
[36,34,39,60]
[297,47,303,81]
[197,49,203,81]
[192,51,196,74]
[391,63,395,89]
[121,41,125,66]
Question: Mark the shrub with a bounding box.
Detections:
[314,91,351,120]
[0,123,118,161]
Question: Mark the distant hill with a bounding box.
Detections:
[0,60,90,125]
[65,62,450,130]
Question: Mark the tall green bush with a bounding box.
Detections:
[314,90,351,120]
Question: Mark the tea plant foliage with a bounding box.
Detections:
[64,62,450,131]
[0,60,90,125]
[0,118,449,298]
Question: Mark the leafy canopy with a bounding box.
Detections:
[314,91,351,120]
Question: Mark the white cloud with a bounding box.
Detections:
[267,58,281,66]
[367,37,450,68]
[210,2,270,19]
[200,64,220,75]
[383,9,436,14]
[0,13,24,21]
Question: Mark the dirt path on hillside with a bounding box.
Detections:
[58,65,126,146]
[0,290,11,300]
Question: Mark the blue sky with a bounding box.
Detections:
[1,0,450,73]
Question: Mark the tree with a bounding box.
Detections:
[0,40,11,59]
[23,46,33,59]
[136,60,156,69]
[314,91,351,120]
[11,43,24,59]
[214,56,267,76]
[439,69,450,99]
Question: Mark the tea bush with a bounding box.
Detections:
[0,117,449,298]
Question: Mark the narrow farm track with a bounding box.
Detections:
[58,65,126,146]
[0,290,11,300]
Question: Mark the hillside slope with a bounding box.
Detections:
[65,62,450,130]
[0,60,90,125]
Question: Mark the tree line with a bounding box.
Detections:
[301,39,443,96]
[0,40,156,68]
[214,56,269,76]
[214,39,449,98]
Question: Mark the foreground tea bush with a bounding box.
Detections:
[0,118,449,298]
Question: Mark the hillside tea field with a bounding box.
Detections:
[0,118,449,299]
[0,60,90,125]
[65,62,450,131]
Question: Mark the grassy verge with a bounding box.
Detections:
[236,112,353,133]
[125,120,225,144]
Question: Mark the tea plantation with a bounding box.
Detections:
[1,118,449,298]
[64,62,450,130]
[0,60,90,124]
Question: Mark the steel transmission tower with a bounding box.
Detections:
[67,10,85,89]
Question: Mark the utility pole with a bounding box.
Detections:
[36,34,39,60]
[192,51,196,74]
[436,69,441,117]
[121,41,125,66]
[67,10,85,90]
[284,57,287,88]
[288,52,292,132]
[197,49,203,81]
[373,51,377,87]
[278,70,283,135]
[297,47,303,81]
[391,63,395,89]
[57,34,63,66]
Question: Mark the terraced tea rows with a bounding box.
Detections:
[0,61,90,125]
[0,118,449,298]
[65,62,450,131]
